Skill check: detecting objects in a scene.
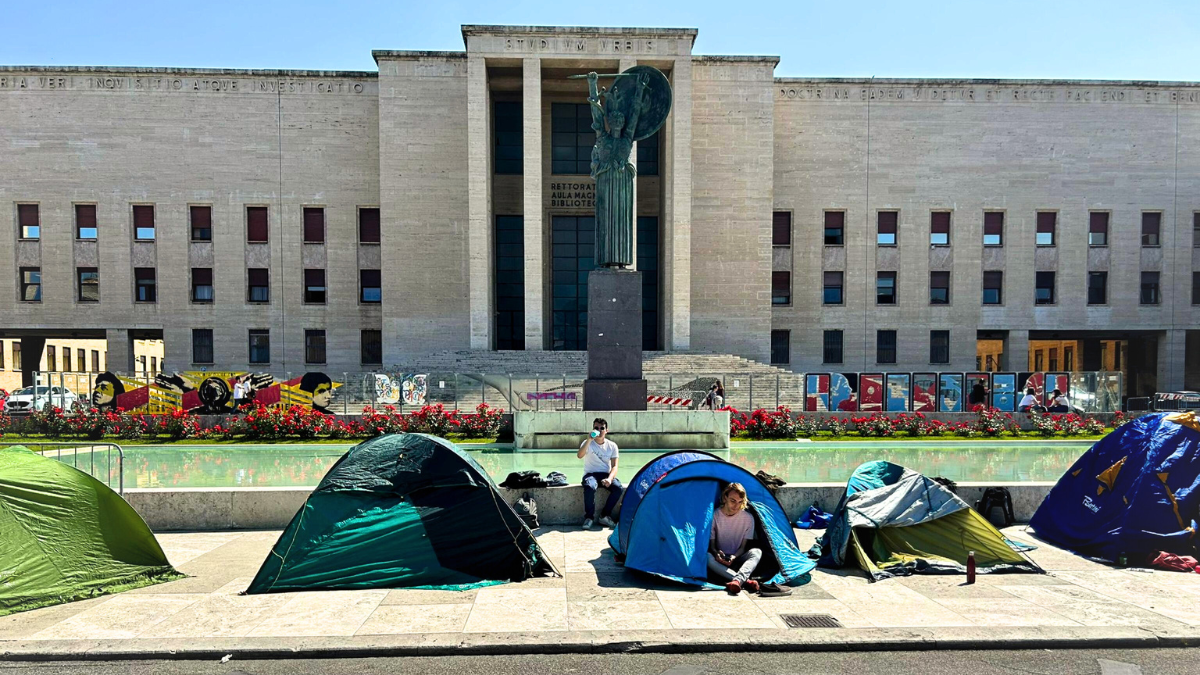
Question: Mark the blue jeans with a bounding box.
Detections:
[582,472,624,519]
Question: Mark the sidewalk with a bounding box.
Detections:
[3,526,1200,660]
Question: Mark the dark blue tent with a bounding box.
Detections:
[1030,412,1200,564]
[608,451,814,587]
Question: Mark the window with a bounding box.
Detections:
[305,329,326,365]
[303,268,326,304]
[493,101,523,175]
[823,330,843,364]
[983,212,1004,246]
[637,131,660,176]
[1141,271,1160,305]
[1194,213,1200,248]
[360,269,381,303]
[91,350,99,372]
[247,206,268,243]
[930,271,950,304]
[134,268,156,302]
[361,329,382,365]
[18,204,39,239]
[191,268,213,303]
[930,211,951,246]
[190,205,212,241]
[12,343,20,371]
[983,271,1003,305]
[1035,271,1056,305]
[20,267,41,302]
[930,330,950,364]
[1034,351,1044,371]
[77,267,99,302]
[0,343,4,370]
[1089,212,1109,246]
[248,268,269,303]
[551,103,593,175]
[1049,348,1059,372]
[77,350,85,373]
[1036,212,1056,246]
[876,330,897,364]
[550,215,592,350]
[133,205,155,240]
[770,330,790,365]
[151,356,158,374]
[248,329,270,364]
[771,271,791,305]
[877,211,898,246]
[1088,271,1108,305]
[191,329,213,364]
[772,212,791,246]
[76,204,98,240]
[638,216,660,350]
[1142,212,1161,246]
[359,207,380,244]
[63,348,72,372]
[303,207,325,243]
[495,215,525,349]
[876,271,896,305]
[823,271,844,305]
[1194,272,1200,305]
[824,211,845,246]
[1064,347,1074,371]
[47,345,56,372]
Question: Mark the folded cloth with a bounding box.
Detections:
[795,504,831,530]
[500,471,548,489]
[755,470,786,495]
[545,471,568,487]
[1149,551,1200,573]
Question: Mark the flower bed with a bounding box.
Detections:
[0,403,505,442]
[724,406,1119,440]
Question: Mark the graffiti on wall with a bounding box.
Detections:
[365,373,429,407]
[90,371,342,414]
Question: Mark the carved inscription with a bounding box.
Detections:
[0,75,367,94]
[503,37,655,53]
[777,85,1200,104]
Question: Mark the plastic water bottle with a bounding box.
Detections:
[966,550,976,584]
[590,429,600,439]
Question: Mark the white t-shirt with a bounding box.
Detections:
[1054,395,1070,408]
[1018,394,1037,408]
[233,382,245,399]
[583,439,619,475]
[711,508,755,558]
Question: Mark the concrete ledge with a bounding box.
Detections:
[127,481,1055,531]
[514,410,730,450]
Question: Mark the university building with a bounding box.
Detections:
[2,25,1198,395]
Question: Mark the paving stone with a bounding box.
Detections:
[751,598,873,629]
[465,588,568,632]
[29,595,202,640]
[137,592,291,638]
[931,598,1080,627]
[357,604,472,635]
[567,600,672,630]
[246,590,386,637]
[381,588,479,605]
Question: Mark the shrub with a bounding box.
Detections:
[31,406,71,438]
[852,413,896,437]
[1030,410,1058,437]
[1110,411,1127,428]
[160,409,200,440]
[71,407,116,440]
[0,413,10,438]
[974,407,1017,437]
[1083,417,1106,435]
[457,403,505,438]
[740,406,802,439]
[824,417,849,437]
[794,415,820,438]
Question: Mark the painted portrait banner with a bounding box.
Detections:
[830,373,857,412]
[859,374,884,412]
[912,373,937,412]
[805,374,830,411]
[938,373,964,412]
[991,373,1017,411]
[885,373,911,412]
[90,371,341,414]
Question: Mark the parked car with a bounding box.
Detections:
[2,386,80,414]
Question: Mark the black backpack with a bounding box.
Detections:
[512,492,540,529]
[501,471,548,489]
[975,487,1015,528]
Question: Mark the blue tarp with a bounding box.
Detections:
[1030,412,1200,564]
[608,452,814,587]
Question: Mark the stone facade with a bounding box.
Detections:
[1,26,1197,392]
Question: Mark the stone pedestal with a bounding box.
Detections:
[584,269,646,411]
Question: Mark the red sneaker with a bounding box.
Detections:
[725,580,742,595]
[743,580,760,594]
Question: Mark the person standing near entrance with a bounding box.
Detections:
[578,417,622,530]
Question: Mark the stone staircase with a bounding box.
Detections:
[395,350,795,378]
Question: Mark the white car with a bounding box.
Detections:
[2,386,80,414]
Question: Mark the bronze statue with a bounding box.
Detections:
[577,67,672,268]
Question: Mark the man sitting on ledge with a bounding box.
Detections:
[578,417,622,530]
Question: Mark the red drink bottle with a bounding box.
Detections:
[966,550,976,584]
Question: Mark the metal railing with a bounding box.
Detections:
[25,369,1126,414]
[11,441,125,495]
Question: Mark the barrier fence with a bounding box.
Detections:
[15,369,1125,415]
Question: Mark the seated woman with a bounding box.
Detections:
[1018,387,1040,413]
[708,482,762,595]
[1047,388,1071,413]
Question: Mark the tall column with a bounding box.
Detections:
[467,55,492,350]
[522,57,544,351]
[104,329,134,372]
[18,337,46,388]
[1157,329,1186,392]
[1004,329,1030,372]
[619,57,638,273]
[666,57,692,350]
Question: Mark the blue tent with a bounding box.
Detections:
[1030,412,1200,564]
[607,451,814,587]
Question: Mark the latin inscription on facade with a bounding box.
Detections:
[0,75,369,94]
[776,85,1200,104]
[503,37,656,53]
[550,181,595,209]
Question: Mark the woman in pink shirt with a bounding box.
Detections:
[708,482,762,594]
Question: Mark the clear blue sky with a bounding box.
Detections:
[3,0,1197,81]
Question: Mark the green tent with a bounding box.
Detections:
[816,461,1040,580]
[0,445,180,616]
[246,434,557,594]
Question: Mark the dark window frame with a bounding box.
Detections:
[876,271,897,305]
[1035,271,1056,305]
[983,270,1003,305]
[823,330,843,365]
[772,271,792,306]
[192,329,214,365]
[246,206,269,243]
[770,329,790,365]
[77,350,86,373]
[77,267,99,303]
[360,269,381,304]
[46,345,56,372]
[19,267,41,302]
[190,205,212,242]
[876,330,897,365]
[132,204,155,241]
[1141,212,1162,247]
[247,268,270,303]
[983,211,1004,247]
[636,130,660,176]
[1088,271,1108,305]
[133,267,157,303]
[358,207,380,244]
[90,349,99,372]
[303,268,327,305]
[75,204,98,240]
[824,211,845,246]
[1036,211,1057,247]
[550,102,595,175]
[929,271,950,305]
[17,203,40,240]
[361,329,383,366]
[248,329,271,365]
[930,211,951,246]
[302,207,326,244]
[1089,211,1109,247]
[823,271,844,305]
[877,210,898,246]
[772,211,792,247]
[1193,271,1200,306]
[930,330,950,364]
[493,100,524,175]
[191,267,214,304]
[304,329,327,365]
[1140,271,1161,305]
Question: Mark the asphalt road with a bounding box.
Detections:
[0,649,1187,675]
